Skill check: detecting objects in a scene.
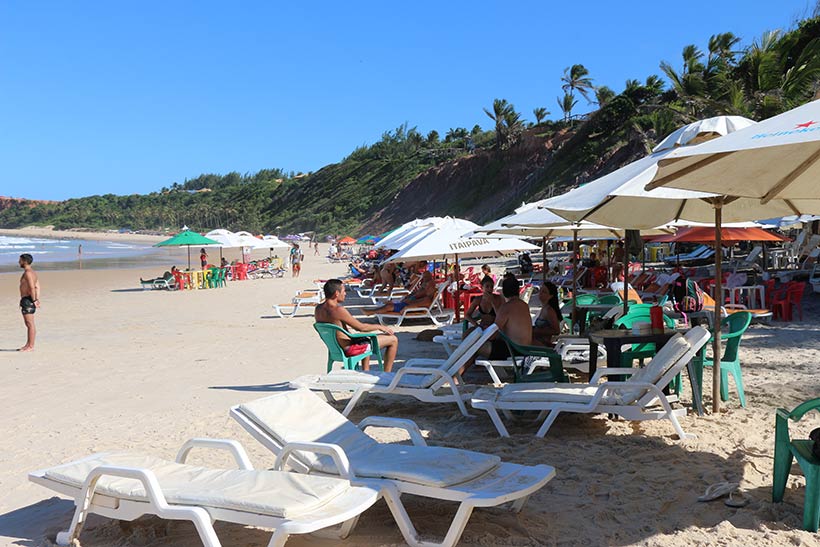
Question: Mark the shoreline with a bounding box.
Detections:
[0,226,167,244]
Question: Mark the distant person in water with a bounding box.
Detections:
[18,253,40,352]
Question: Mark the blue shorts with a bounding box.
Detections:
[393,302,408,313]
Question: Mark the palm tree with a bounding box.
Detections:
[484,99,521,149]
[561,64,595,103]
[594,86,615,107]
[557,92,578,123]
[532,107,549,125]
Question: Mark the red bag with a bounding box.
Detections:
[344,342,370,357]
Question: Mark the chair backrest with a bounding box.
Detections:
[597,294,622,305]
[313,323,351,362]
[236,388,377,474]
[627,326,711,407]
[614,308,675,329]
[441,324,498,377]
[719,311,752,363]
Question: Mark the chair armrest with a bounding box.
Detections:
[403,358,447,367]
[358,416,427,446]
[590,367,640,384]
[787,398,820,421]
[274,441,353,479]
[175,438,254,470]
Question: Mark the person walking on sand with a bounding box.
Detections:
[18,253,40,352]
[291,244,303,278]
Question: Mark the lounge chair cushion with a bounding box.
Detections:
[239,390,500,487]
[43,453,348,518]
[498,383,601,404]
[491,333,691,406]
[614,333,690,405]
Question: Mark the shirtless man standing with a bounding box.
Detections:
[315,279,399,371]
[18,253,40,352]
[363,261,436,315]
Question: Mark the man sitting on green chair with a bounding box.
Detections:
[316,279,399,371]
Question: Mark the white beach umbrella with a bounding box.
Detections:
[643,103,820,413]
[203,229,243,263]
[374,218,439,250]
[261,235,291,249]
[203,229,242,248]
[233,231,269,249]
[653,115,756,152]
[385,217,538,321]
[387,217,538,262]
[647,99,820,209]
[532,116,754,413]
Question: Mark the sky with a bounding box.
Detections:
[0,1,815,200]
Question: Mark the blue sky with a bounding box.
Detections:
[0,1,813,200]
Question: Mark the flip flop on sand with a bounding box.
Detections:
[725,492,750,508]
[697,481,739,502]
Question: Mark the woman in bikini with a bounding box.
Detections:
[533,281,562,346]
[464,276,504,334]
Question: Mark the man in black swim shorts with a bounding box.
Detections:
[18,253,40,352]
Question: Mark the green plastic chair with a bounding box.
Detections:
[773,397,820,531]
[217,267,228,287]
[699,311,752,407]
[597,294,622,305]
[313,323,383,372]
[613,309,675,366]
[498,331,567,383]
[207,267,219,288]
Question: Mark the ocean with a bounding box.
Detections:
[0,235,178,273]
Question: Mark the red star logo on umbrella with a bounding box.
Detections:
[795,120,817,128]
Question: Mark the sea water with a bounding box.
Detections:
[0,235,175,273]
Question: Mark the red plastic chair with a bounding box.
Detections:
[764,279,777,309]
[773,282,806,321]
[788,282,806,321]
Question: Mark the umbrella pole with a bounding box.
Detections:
[572,229,578,333]
[187,245,191,270]
[712,203,724,414]
[454,254,461,322]
[542,236,547,283]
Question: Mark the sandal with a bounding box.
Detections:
[698,481,739,502]
[725,492,750,508]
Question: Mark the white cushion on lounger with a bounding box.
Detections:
[44,453,348,518]
[498,383,601,404]
[614,333,690,404]
[239,392,500,487]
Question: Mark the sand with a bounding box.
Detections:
[1,246,819,546]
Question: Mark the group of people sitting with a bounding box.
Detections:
[464,274,562,364]
[315,263,565,379]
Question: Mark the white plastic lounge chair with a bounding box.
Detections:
[373,281,455,327]
[230,389,555,547]
[273,289,322,318]
[290,325,498,416]
[369,287,412,305]
[28,438,384,547]
[471,326,711,439]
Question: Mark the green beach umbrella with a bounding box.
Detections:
[155,230,220,269]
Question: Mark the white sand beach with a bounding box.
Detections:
[1,247,819,546]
